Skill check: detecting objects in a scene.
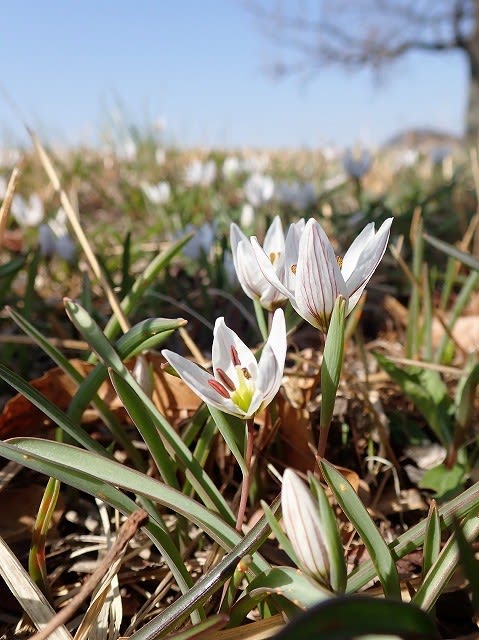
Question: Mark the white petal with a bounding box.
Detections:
[162,349,242,416]
[230,223,248,258]
[212,317,258,384]
[281,218,305,290]
[262,215,284,258]
[251,237,293,301]
[294,219,348,330]
[257,308,286,407]
[340,222,375,282]
[343,217,392,312]
[234,239,272,301]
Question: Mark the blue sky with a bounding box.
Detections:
[0,1,467,149]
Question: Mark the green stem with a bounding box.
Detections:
[253,299,268,341]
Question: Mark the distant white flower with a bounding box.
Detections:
[275,181,316,210]
[184,159,217,187]
[39,207,76,262]
[240,203,255,228]
[11,194,44,227]
[142,181,171,205]
[223,156,242,179]
[120,138,137,161]
[162,309,286,419]
[223,250,238,286]
[342,149,372,179]
[321,173,348,193]
[0,147,21,167]
[0,176,7,200]
[429,146,451,166]
[392,148,419,170]
[243,173,275,207]
[155,148,166,165]
[253,217,392,331]
[180,222,216,260]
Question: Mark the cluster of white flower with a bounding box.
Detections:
[184,159,217,187]
[141,181,171,205]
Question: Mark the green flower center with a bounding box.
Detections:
[230,367,255,412]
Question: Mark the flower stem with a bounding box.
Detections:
[253,299,268,341]
[235,418,255,531]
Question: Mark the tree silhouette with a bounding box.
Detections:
[250,0,479,140]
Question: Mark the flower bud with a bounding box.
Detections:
[132,355,154,399]
[281,468,330,587]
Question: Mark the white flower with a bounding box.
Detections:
[155,148,166,165]
[243,173,275,207]
[240,203,255,228]
[39,207,76,262]
[223,156,242,179]
[231,216,305,311]
[253,217,392,331]
[11,194,44,227]
[282,469,330,585]
[342,149,372,179]
[184,159,217,187]
[180,222,216,260]
[275,181,316,210]
[142,181,171,204]
[162,309,286,419]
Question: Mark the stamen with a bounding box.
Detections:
[216,368,235,391]
[208,379,230,399]
[269,251,279,264]
[242,367,251,380]
[230,345,241,366]
[291,264,297,274]
[336,256,343,269]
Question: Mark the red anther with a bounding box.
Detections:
[216,368,235,391]
[230,345,241,366]
[208,378,230,399]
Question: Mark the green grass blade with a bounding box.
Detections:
[422,500,441,578]
[320,459,401,599]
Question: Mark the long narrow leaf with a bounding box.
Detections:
[320,459,401,599]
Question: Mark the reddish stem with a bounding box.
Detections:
[235,418,255,531]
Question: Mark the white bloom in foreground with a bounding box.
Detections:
[282,469,330,585]
[253,217,393,331]
[11,193,44,227]
[231,216,305,311]
[162,309,286,419]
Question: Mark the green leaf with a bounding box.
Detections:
[320,296,346,432]
[422,500,441,578]
[272,596,439,640]
[163,614,228,640]
[423,232,479,272]
[419,461,466,500]
[374,352,453,447]
[347,479,479,593]
[247,567,331,610]
[413,510,479,612]
[320,459,401,600]
[207,405,246,476]
[1,438,269,574]
[309,475,346,594]
[453,518,479,614]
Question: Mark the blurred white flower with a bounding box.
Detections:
[155,148,166,165]
[275,181,316,210]
[142,181,171,205]
[242,154,269,173]
[11,193,44,227]
[184,159,217,187]
[0,147,21,167]
[222,156,242,180]
[39,207,76,262]
[120,138,137,161]
[0,176,7,200]
[243,173,275,207]
[342,148,372,179]
[180,222,216,260]
[240,203,255,228]
[223,250,238,286]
